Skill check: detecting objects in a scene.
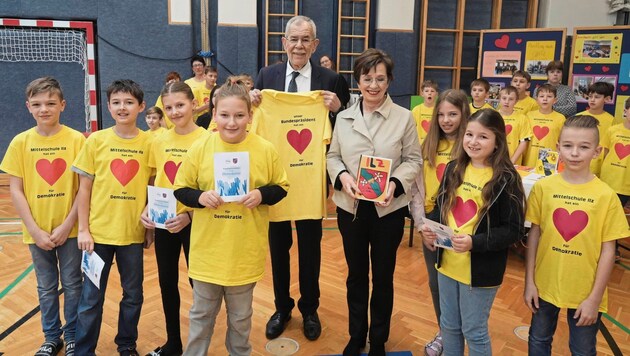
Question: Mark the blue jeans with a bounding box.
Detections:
[528,298,601,356]
[75,243,144,355]
[29,238,82,342]
[438,272,498,356]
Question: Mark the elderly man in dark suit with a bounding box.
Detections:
[251,15,350,342]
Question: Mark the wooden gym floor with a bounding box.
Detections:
[0,174,629,355]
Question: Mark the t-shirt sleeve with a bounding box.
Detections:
[519,115,532,142]
[174,142,200,191]
[601,127,612,150]
[602,195,630,242]
[148,139,157,169]
[525,181,543,225]
[0,136,24,177]
[72,137,96,176]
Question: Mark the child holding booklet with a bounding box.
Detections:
[421,109,526,356]
[173,80,289,355]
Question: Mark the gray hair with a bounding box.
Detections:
[285,15,317,39]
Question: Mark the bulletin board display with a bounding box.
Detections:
[569,26,630,123]
[478,28,566,108]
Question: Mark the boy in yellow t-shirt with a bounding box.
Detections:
[522,84,566,168]
[469,78,493,114]
[499,70,539,115]
[0,77,85,356]
[145,106,166,137]
[525,115,629,355]
[72,80,154,356]
[411,79,438,143]
[193,65,218,121]
[577,82,615,176]
[498,86,531,164]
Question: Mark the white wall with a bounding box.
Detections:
[376,0,415,31]
[217,0,256,26]
[538,0,617,32]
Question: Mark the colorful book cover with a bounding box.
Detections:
[535,149,560,176]
[214,152,249,202]
[355,155,392,202]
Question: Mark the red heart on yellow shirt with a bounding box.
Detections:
[164,161,182,185]
[533,126,549,140]
[615,143,630,159]
[553,208,588,242]
[110,159,139,186]
[451,196,478,228]
[287,129,312,155]
[36,158,66,186]
[421,120,430,133]
[505,124,513,135]
[436,163,446,182]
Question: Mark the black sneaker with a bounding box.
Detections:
[146,344,182,356]
[34,340,63,356]
[120,348,140,356]
[64,341,75,356]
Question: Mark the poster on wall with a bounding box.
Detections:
[524,41,556,80]
[488,82,505,109]
[618,53,630,84]
[573,33,623,64]
[482,51,521,78]
[571,75,617,103]
[614,94,630,125]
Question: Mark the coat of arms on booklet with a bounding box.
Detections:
[355,155,392,202]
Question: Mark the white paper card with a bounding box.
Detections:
[81,250,105,289]
[214,152,249,202]
[421,217,455,250]
[147,186,177,229]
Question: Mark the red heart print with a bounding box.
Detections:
[505,124,513,135]
[421,120,430,133]
[286,129,312,155]
[36,158,66,186]
[164,161,182,185]
[515,38,523,44]
[615,143,630,159]
[533,125,549,140]
[602,66,610,73]
[621,85,629,92]
[436,163,446,182]
[451,196,478,228]
[584,65,592,72]
[494,34,510,49]
[552,208,588,242]
[110,159,139,186]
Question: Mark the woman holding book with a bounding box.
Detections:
[326,48,422,356]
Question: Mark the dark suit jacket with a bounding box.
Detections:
[254,60,350,127]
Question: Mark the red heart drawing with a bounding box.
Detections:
[621,85,629,92]
[533,125,549,140]
[602,66,610,73]
[451,196,478,228]
[436,163,446,182]
[553,208,588,242]
[614,143,630,159]
[505,124,513,135]
[584,65,592,72]
[421,120,430,133]
[36,158,66,186]
[164,161,182,185]
[287,129,312,155]
[110,159,139,186]
[494,34,510,49]
[515,38,523,44]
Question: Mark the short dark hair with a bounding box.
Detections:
[204,66,218,74]
[499,85,518,98]
[545,60,564,74]
[353,48,394,84]
[25,76,64,101]
[512,70,532,83]
[190,54,205,67]
[471,78,490,92]
[536,83,557,97]
[106,79,144,103]
[587,82,614,98]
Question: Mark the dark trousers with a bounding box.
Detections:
[337,202,406,345]
[268,219,322,316]
[155,224,191,348]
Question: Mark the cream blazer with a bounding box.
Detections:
[327,95,423,217]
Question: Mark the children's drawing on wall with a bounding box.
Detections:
[572,75,618,103]
[482,51,521,78]
[524,41,556,80]
[574,33,623,64]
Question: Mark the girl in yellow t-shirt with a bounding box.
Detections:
[141,81,208,355]
[409,89,470,356]
[173,80,289,355]
[421,109,526,355]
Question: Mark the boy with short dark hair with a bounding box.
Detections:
[73,79,155,356]
[577,81,615,176]
[469,78,493,114]
[0,76,85,356]
[502,70,539,115]
[498,86,531,164]
[522,84,566,168]
[194,66,218,121]
[525,115,629,355]
[533,60,576,117]
[412,79,438,143]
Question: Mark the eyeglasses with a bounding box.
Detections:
[285,37,313,46]
[192,63,205,67]
[361,77,388,86]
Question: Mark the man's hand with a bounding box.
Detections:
[321,90,342,113]
[250,89,262,107]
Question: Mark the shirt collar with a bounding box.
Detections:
[286,60,312,79]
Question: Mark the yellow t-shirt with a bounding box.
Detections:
[147,127,166,137]
[469,102,494,115]
[522,110,566,168]
[438,164,493,285]
[411,103,434,143]
[514,96,539,115]
[72,128,154,245]
[149,127,209,213]
[0,126,85,244]
[423,139,455,213]
[526,174,629,312]
[194,85,212,121]
[252,89,330,221]
[501,111,531,165]
[174,133,289,286]
[577,110,615,176]
[154,96,174,129]
[600,123,630,195]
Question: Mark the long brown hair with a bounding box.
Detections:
[421,89,470,168]
[439,109,525,224]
